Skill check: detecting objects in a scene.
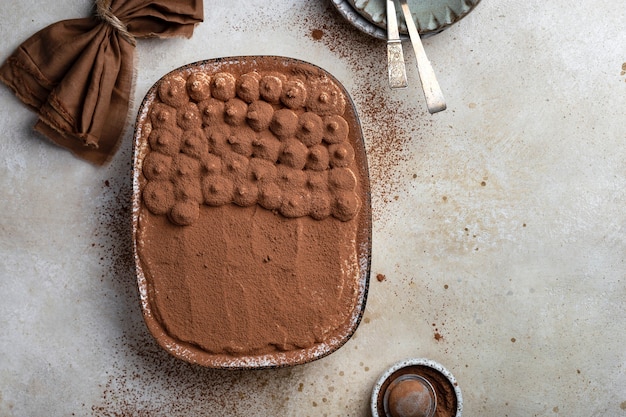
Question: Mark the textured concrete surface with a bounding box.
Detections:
[1,0,625,416]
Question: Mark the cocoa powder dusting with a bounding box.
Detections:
[376,365,458,417]
[138,207,358,356]
[134,56,371,367]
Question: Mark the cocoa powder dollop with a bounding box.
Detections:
[141,66,358,225]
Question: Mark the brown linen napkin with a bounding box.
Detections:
[0,0,203,165]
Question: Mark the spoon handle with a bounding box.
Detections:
[397,0,446,113]
[387,0,408,88]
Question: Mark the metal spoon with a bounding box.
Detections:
[397,0,446,113]
[386,0,408,88]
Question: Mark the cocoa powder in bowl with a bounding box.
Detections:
[374,362,461,417]
[132,56,371,368]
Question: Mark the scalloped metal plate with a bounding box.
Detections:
[340,0,481,37]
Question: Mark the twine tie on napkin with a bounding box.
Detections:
[0,0,204,165]
[95,0,136,47]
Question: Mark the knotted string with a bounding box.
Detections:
[95,0,137,46]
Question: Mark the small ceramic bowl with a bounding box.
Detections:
[371,358,463,417]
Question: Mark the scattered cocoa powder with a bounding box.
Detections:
[386,376,435,417]
[376,273,386,282]
[311,29,324,40]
